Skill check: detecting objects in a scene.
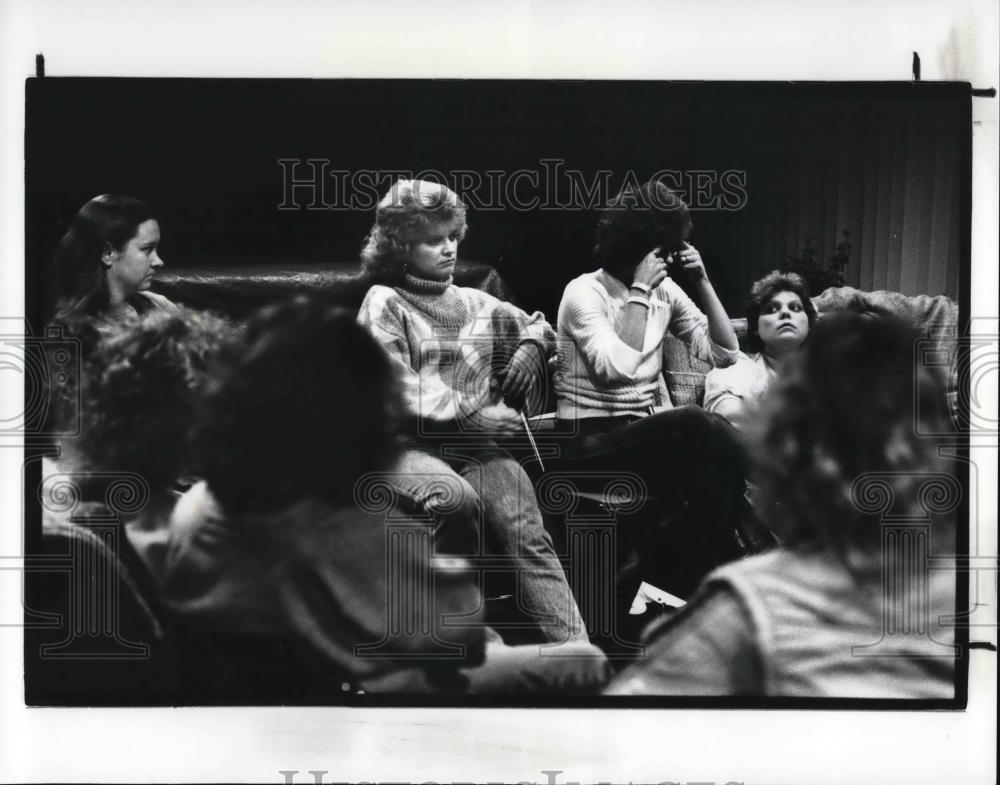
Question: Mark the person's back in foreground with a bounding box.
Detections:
[607,313,957,698]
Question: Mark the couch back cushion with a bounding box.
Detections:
[151,260,512,320]
[661,286,959,411]
[662,318,748,407]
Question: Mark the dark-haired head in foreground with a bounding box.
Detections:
[750,312,952,560]
[195,295,405,513]
[71,306,232,492]
[606,312,957,698]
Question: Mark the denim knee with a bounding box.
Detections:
[418,472,482,555]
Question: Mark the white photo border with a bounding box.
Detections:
[1,1,996,783]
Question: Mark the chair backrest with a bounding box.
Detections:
[24,517,170,705]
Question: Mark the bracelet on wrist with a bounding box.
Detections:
[626,295,651,309]
[630,282,652,295]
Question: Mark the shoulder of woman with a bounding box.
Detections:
[561,272,609,305]
[705,351,760,381]
[363,282,397,298]
[359,284,403,312]
[656,275,691,302]
[563,271,603,291]
[457,285,529,321]
[137,290,179,312]
[456,283,497,305]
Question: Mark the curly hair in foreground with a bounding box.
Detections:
[360,179,468,287]
[749,313,951,560]
[744,270,818,353]
[195,295,405,513]
[75,307,233,490]
[593,179,692,276]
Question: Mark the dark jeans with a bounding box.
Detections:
[558,407,750,598]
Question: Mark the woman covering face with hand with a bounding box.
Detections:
[555,179,750,598]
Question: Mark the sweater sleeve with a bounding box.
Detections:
[703,353,758,414]
[511,305,557,357]
[558,278,648,383]
[462,288,557,360]
[357,286,459,421]
[703,372,742,415]
[664,279,739,369]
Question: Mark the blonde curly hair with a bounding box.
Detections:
[360,179,467,286]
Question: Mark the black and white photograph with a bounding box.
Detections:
[1,1,996,783]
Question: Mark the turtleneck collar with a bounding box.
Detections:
[394,273,468,328]
[402,273,453,295]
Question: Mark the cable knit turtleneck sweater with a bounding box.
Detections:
[357,274,556,423]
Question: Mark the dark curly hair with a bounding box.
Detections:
[750,313,951,561]
[359,179,467,287]
[73,307,232,491]
[195,296,405,513]
[53,195,155,320]
[593,179,692,277]
[744,270,818,353]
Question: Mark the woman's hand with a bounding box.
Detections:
[670,242,708,283]
[633,249,669,290]
[472,402,523,432]
[674,242,738,352]
[500,342,546,410]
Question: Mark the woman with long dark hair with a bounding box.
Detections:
[52,194,176,326]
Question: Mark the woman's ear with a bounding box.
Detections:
[101,242,116,267]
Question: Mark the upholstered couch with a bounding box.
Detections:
[662,286,958,408]
[152,263,959,410]
[151,260,513,320]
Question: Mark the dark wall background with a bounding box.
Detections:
[26,79,968,322]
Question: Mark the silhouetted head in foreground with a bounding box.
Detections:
[195,296,405,513]
[751,312,953,560]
